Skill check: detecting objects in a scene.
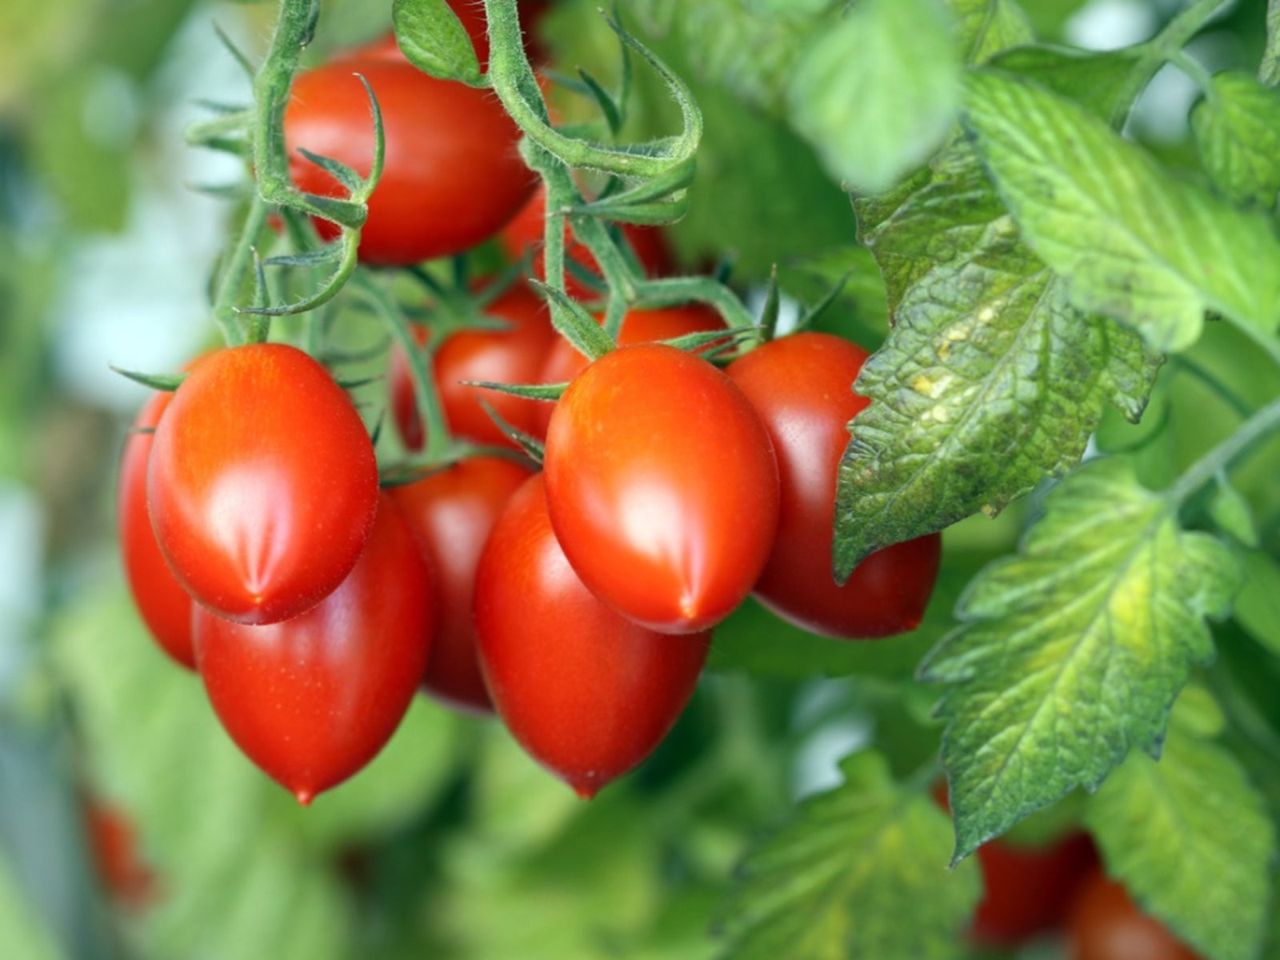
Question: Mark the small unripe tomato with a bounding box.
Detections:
[194,495,433,804]
[544,344,779,634]
[727,332,940,638]
[475,474,709,796]
[147,344,378,625]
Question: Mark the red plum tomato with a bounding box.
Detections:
[474,474,709,796]
[1067,871,1200,960]
[544,344,779,634]
[194,495,433,804]
[147,344,378,625]
[726,332,940,638]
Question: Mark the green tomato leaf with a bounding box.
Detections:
[1191,71,1280,208]
[947,0,1034,65]
[1209,476,1259,548]
[392,0,485,86]
[717,752,980,960]
[987,44,1142,121]
[962,70,1280,352]
[1233,550,1280,656]
[787,0,963,195]
[920,458,1242,860]
[1261,0,1280,88]
[1084,691,1275,960]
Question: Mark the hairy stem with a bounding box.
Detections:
[1168,396,1280,505]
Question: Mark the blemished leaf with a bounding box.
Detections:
[962,70,1280,352]
[920,458,1242,860]
[1084,690,1275,960]
[392,0,484,86]
[947,0,1034,64]
[787,0,962,195]
[717,751,980,960]
[1191,71,1280,208]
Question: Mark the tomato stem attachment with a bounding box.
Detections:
[211,194,270,346]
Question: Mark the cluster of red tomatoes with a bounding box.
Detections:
[118,2,946,806]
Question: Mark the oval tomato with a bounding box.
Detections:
[118,390,195,668]
[536,303,726,435]
[726,333,940,638]
[1067,871,1200,960]
[474,474,709,796]
[194,495,433,804]
[544,344,779,633]
[285,59,534,266]
[390,456,532,711]
[499,184,672,299]
[391,282,555,451]
[148,344,378,625]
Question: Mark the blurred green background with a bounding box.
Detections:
[0,1,1273,958]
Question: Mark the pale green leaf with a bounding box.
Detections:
[392,0,484,85]
[921,458,1242,859]
[787,0,962,195]
[947,0,1034,65]
[717,752,981,960]
[963,70,1280,352]
[1262,0,1280,87]
[1085,691,1275,960]
[1191,72,1280,207]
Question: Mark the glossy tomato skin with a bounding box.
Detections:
[194,495,433,804]
[726,333,940,638]
[391,283,555,451]
[1067,871,1200,960]
[544,344,779,634]
[972,833,1099,946]
[147,344,378,626]
[118,391,195,668]
[390,456,532,711]
[536,303,727,435]
[475,474,709,796]
[499,184,672,299]
[285,59,534,265]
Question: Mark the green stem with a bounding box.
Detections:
[1113,0,1229,125]
[212,194,270,345]
[1167,396,1280,505]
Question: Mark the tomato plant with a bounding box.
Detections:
[346,0,548,68]
[474,474,709,797]
[117,389,195,669]
[390,282,556,450]
[727,332,940,638]
[389,455,532,711]
[285,58,534,265]
[147,344,379,625]
[1067,871,1202,960]
[194,495,432,804]
[544,344,779,634]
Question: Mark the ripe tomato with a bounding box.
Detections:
[390,282,555,451]
[499,184,672,299]
[346,0,549,68]
[390,456,532,711]
[194,495,433,804]
[535,303,727,435]
[474,474,709,796]
[285,59,534,265]
[544,344,779,633]
[726,333,940,638]
[1067,871,1200,960]
[147,344,378,625]
[118,390,195,669]
[82,796,158,910]
[973,833,1099,946]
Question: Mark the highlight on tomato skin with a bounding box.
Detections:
[284,58,535,266]
[474,474,710,798]
[193,494,433,805]
[117,389,195,669]
[146,344,379,627]
[726,332,941,639]
[390,455,533,713]
[535,303,727,436]
[543,343,780,635]
[1066,870,1202,960]
[390,282,556,452]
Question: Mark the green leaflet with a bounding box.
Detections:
[963,70,1280,352]
[1262,0,1280,87]
[716,752,980,960]
[1084,690,1275,960]
[392,0,484,86]
[1191,71,1280,208]
[920,458,1242,860]
[947,0,1034,64]
[787,0,962,195]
